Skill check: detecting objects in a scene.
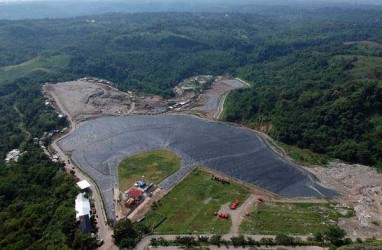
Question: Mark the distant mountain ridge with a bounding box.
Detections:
[1,0,382,20]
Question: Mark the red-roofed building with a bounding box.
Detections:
[127,188,144,201]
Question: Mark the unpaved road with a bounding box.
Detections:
[49,90,117,250]
[13,105,31,140]
[229,194,258,235]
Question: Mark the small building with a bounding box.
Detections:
[127,188,144,201]
[75,192,91,221]
[77,180,91,190]
[79,214,92,234]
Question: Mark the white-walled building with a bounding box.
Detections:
[75,192,91,221]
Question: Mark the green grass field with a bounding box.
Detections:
[240,202,348,235]
[118,150,180,192]
[0,54,69,85]
[141,169,250,234]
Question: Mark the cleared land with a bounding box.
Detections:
[240,202,347,235]
[118,150,180,192]
[43,80,133,121]
[142,169,250,234]
[0,54,69,85]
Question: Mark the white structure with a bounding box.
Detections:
[75,193,91,220]
[5,149,21,163]
[77,180,91,190]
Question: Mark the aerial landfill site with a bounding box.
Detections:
[37,75,382,245]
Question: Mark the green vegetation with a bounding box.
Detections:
[0,54,69,85]
[276,142,332,166]
[142,169,249,234]
[0,145,96,249]
[149,227,353,248]
[0,75,82,249]
[240,203,348,235]
[337,240,382,250]
[224,44,382,169]
[0,77,68,158]
[112,218,149,249]
[118,150,180,192]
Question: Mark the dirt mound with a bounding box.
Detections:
[43,79,133,121]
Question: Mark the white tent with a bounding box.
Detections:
[75,193,91,220]
[76,180,91,190]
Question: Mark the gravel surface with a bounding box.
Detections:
[222,79,245,87]
[58,115,337,219]
[201,94,219,111]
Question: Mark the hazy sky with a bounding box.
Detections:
[0,0,380,5]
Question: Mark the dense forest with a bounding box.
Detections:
[0,145,96,249]
[1,6,382,248]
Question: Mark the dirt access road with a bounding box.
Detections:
[49,89,117,250]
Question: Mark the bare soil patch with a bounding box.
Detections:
[43,79,133,122]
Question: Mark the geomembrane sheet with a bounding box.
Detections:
[58,115,337,219]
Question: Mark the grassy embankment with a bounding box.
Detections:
[141,169,250,234]
[276,142,332,166]
[240,202,353,235]
[0,54,69,85]
[118,150,180,192]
